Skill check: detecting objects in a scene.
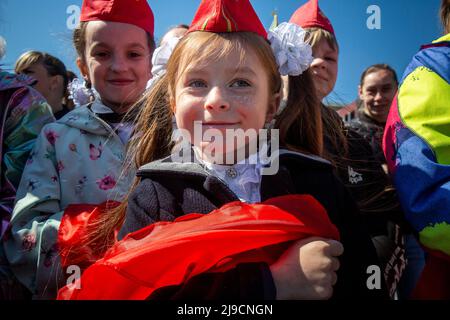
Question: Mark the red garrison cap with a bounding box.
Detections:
[80,0,154,36]
[289,0,335,35]
[188,0,267,39]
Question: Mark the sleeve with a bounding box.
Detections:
[2,93,54,190]
[0,89,54,220]
[383,54,450,257]
[118,178,161,239]
[2,124,65,299]
[148,262,276,300]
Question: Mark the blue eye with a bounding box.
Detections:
[188,80,207,88]
[231,79,251,87]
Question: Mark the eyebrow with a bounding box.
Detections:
[89,42,147,50]
[184,66,257,77]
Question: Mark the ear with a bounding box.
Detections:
[358,85,364,100]
[50,75,64,94]
[265,92,281,123]
[76,57,90,82]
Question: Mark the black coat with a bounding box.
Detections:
[119,149,388,300]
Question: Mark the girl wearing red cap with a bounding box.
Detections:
[284,0,407,298]
[1,0,156,299]
[64,0,386,300]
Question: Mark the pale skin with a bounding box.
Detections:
[358,69,397,124]
[270,237,343,299]
[171,43,344,299]
[19,62,65,114]
[310,38,339,101]
[76,21,152,114]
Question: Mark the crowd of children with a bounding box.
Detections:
[0,0,448,300]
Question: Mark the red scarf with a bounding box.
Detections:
[57,194,339,300]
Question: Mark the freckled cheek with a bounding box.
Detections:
[228,94,255,109]
[175,97,204,127]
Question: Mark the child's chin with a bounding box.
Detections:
[197,142,249,165]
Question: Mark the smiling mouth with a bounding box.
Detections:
[108,80,134,86]
[202,122,239,126]
[315,74,328,82]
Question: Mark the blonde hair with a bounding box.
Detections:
[305,27,339,52]
[80,31,323,256]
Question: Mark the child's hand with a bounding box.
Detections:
[270,237,344,300]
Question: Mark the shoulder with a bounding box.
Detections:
[401,35,450,87]
[137,155,208,179]
[277,149,332,170]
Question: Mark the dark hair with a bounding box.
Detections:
[360,64,398,87]
[73,22,156,63]
[15,51,68,96]
[275,70,323,156]
[441,0,450,33]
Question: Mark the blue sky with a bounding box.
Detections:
[0,0,443,104]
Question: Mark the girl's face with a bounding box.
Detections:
[77,21,151,113]
[173,45,278,162]
[310,38,338,101]
[359,69,397,123]
[20,62,55,104]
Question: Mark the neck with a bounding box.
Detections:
[100,99,130,115]
[49,100,64,114]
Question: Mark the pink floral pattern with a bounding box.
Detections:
[45,130,59,146]
[89,142,103,160]
[96,175,116,190]
[56,161,65,173]
[69,144,78,153]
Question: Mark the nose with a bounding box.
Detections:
[110,54,127,73]
[310,57,326,70]
[204,86,230,112]
[374,91,384,101]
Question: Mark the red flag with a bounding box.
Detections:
[58,194,339,300]
[58,201,121,271]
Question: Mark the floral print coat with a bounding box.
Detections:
[1,101,135,299]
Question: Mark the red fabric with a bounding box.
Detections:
[289,0,335,35]
[80,0,154,36]
[411,250,450,300]
[188,0,267,39]
[58,201,121,270]
[58,194,339,300]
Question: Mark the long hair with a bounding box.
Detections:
[80,32,322,253]
[74,76,174,259]
[307,27,348,165]
[274,70,323,156]
[441,0,450,33]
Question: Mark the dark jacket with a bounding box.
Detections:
[120,149,387,300]
[322,107,407,297]
[348,110,386,164]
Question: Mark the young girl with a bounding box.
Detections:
[283,0,406,298]
[1,0,155,299]
[64,0,385,300]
